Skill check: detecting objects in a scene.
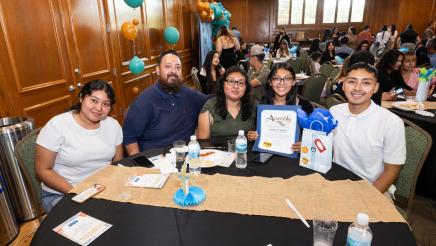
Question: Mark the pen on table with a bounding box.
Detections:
[202,146,227,149]
[285,198,310,228]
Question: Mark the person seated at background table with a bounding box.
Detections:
[272,27,291,56]
[275,39,291,59]
[330,62,406,196]
[197,66,256,139]
[347,26,359,49]
[35,80,123,212]
[335,36,353,59]
[247,63,313,147]
[373,49,413,104]
[321,40,336,64]
[310,52,322,74]
[199,50,225,94]
[308,38,323,56]
[248,44,271,102]
[428,38,436,67]
[354,40,370,53]
[123,50,207,154]
[400,51,436,94]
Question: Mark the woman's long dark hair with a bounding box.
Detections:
[376,49,404,74]
[308,38,321,54]
[263,63,297,105]
[202,51,220,82]
[215,66,253,121]
[70,80,115,112]
[356,40,370,51]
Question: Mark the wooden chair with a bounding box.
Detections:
[14,128,44,222]
[394,118,432,222]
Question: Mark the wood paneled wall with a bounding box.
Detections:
[220,0,436,43]
[0,0,199,126]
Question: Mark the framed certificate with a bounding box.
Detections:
[252,105,300,158]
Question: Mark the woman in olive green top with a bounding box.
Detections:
[198,66,256,139]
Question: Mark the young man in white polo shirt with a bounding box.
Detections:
[330,62,406,195]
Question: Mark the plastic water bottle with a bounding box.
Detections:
[188,135,201,175]
[346,213,373,246]
[235,130,247,168]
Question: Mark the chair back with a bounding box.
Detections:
[301,73,328,104]
[287,57,303,73]
[394,118,432,220]
[329,67,340,79]
[319,62,333,77]
[190,67,202,92]
[299,49,311,74]
[14,128,43,220]
[324,93,347,109]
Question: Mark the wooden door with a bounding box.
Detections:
[60,0,122,121]
[0,0,75,127]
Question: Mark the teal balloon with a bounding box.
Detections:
[164,26,180,45]
[124,0,143,8]
[129,56,144,74]
[213,7,223,19]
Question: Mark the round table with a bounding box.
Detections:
[31,147,416,245]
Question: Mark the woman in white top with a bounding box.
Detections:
[374,25,391,50]
[275,39,291,59]
[35,80,123,212]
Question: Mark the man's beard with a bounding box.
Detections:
[159,75,183,94]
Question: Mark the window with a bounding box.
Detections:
[277,0,365,25]
[336,0,351,23]
[322,0,336,23]
[350,0,365,22]
[291,0,304,24]
[277,0,291,25]
[304,0,317,24]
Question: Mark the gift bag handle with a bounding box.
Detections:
[309,120,324,132]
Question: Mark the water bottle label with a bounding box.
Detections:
[346,236,371,246]
[236,143,247,153]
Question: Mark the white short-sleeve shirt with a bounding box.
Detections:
[330,101,406,183]
[36,111,123,194]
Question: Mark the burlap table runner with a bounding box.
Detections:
[70,165,406,223]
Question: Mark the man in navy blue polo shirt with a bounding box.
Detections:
[123,50,207,154]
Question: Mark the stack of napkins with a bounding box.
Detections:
[129,174,170,188]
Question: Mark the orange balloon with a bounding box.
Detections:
[121,22,137,40]
[201,10,208,19]
[197,1,203,11]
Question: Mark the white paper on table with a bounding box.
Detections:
[52,212,112,246]
[148,154,178,174]
[257,109,297,155]
[199,149,235,168]
[129,174,170,188]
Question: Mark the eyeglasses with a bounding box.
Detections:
[225,79,246,87]
[271,76,294,84]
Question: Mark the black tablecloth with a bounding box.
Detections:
[31,148,416,246]
[389,108,436,199]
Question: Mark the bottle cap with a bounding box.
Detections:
[356,212,369,226]
[238,130,244,136]
[190,135,197,141]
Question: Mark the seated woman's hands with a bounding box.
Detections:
[247,130,302,153]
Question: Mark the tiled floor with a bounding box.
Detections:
[9,196,436,245]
